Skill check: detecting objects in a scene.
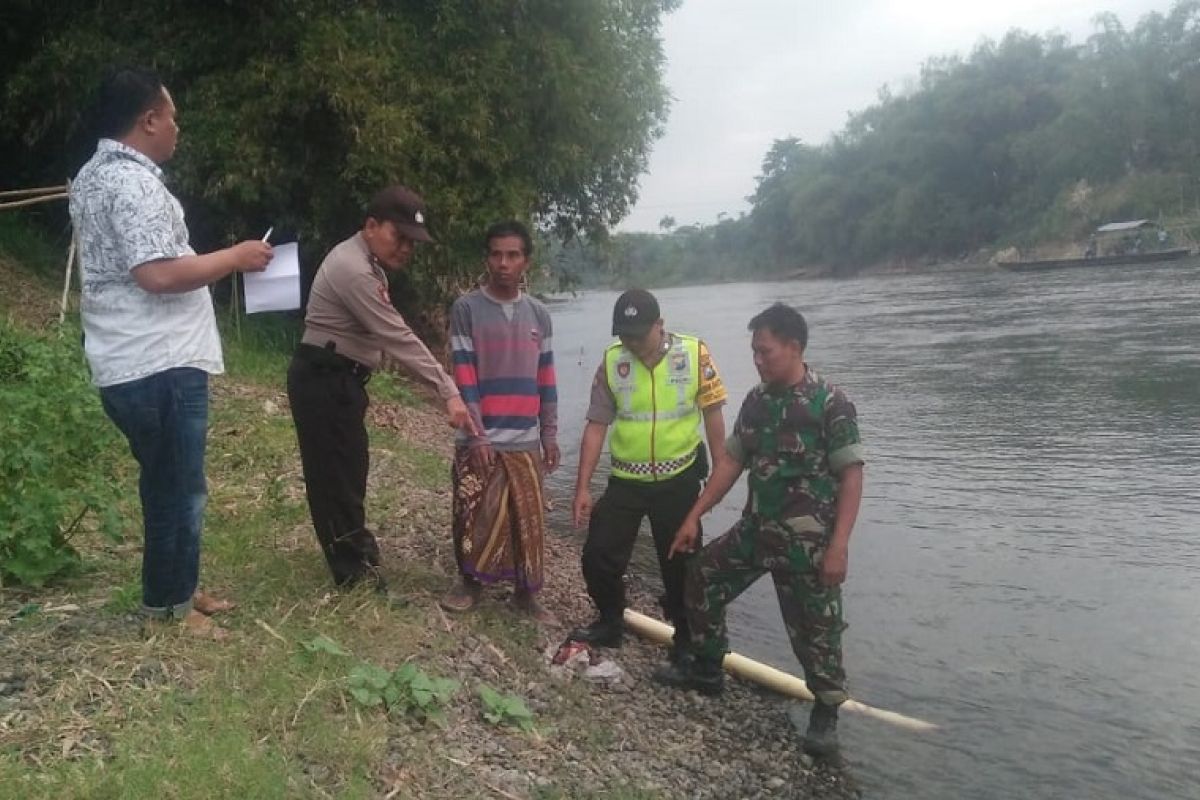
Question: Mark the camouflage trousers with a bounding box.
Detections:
[685,513,848,705]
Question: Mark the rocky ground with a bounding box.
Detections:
[360,401,861,798]
[0,307,862,797]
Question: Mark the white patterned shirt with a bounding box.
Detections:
[69,139,223,387]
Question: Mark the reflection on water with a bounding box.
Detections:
[543,262,1200,800]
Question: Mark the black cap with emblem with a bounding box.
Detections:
[366,185,434,243]
[611,288,660,336]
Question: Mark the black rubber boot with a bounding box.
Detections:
[669,618,692,665]
[802,701,840,757]
[652,653,724,696]
[568,615,624,648]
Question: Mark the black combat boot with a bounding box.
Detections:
[568,614,624,648]
[668,617,693,665]
[802,701,840,757]
[652,652,724,696]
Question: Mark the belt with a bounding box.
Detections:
[611,448,698,478]
[295,342,373,381]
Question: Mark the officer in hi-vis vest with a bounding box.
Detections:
[570,289,728,656]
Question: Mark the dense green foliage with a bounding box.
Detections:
[561,1,1200,285]
[0,321,122,586]
[0,0,677,298]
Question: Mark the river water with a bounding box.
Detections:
[540,262,1200,799]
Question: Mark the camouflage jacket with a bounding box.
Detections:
[726,367,865,532]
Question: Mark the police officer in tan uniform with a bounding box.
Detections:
[287,185,473,590]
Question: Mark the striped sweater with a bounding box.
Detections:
[449,288,557,451]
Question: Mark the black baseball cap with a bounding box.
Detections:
[612,289,660,336]
[366,185,433,243]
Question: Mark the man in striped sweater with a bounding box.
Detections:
[439,221,559,622]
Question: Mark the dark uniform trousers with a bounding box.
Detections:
[287,344,380,585]
[582,456,703,646]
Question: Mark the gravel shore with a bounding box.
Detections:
[369,400,862,799]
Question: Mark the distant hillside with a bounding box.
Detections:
[554,2,1200,287]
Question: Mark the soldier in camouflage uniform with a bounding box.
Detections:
[654,303,865,759]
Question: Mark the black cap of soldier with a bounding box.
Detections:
[611,289,660,336]
[366,185,434,243]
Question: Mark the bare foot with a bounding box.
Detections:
[181,609,228,641]
[439,581,482,613]
[512,592,558,626]
[193,590,237,616]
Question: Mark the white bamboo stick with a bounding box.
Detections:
[59,226,77,325]
[623,609,939,733]
[231,270,241,341]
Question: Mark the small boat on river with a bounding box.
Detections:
[998,247,1192,272]
[999,219,1192,272]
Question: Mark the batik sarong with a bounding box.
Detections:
[452,448,545,592]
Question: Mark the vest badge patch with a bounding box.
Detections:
[667,349,691,386]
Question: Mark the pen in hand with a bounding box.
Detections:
[261,226,274,243]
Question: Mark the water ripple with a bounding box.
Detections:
[546,265,1200,800]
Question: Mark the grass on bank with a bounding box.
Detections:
[0,351,644,800]
[0,217,660,799]
[0,381,653,798]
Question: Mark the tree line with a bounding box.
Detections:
[0,0,678,320]
[558,1,1200,287]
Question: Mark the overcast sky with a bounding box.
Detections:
[618,0,1176,232]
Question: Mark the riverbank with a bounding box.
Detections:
[0,260,858,798]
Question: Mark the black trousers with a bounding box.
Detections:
[286,350,380,585]
[581,459,703,644]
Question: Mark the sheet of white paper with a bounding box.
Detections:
[243,241,300,313]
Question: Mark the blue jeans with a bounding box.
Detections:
[100,367,209,619]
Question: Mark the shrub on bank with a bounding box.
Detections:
[0,320,123,586]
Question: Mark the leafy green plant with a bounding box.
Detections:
[0,322,123,586]
[301,634,350,658]
[345,663,391,708]
[478,683,535,732]
[345,661,459,724]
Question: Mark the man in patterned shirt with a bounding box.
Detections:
[69,68,272,637]
[439,221,558,622]
[655,303,866,760]
[569,289,728,657]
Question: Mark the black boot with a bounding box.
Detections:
[569,615,624,648]
[803,701,840,757]
[652,653,724,696]
[669,618,692,665]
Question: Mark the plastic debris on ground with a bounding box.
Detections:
[546,636,625,684]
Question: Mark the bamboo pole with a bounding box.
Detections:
[0,184,66,199]
[623,609,939,733]
[58,226,77,325]
[75,216,86,305]
[230,270,242,341]
[0,192,69,211]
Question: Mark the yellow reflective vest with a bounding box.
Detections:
[604,333,702,481]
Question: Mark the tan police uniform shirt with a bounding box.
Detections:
[301,232,459,399]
